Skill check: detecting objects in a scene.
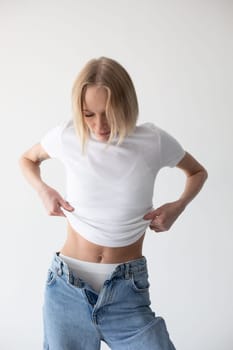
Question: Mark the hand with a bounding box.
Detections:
[143,201,185,233]
[38,185,75,217]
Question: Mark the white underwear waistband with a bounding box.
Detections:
[59,253,122,293]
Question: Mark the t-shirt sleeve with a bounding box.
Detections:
[158,126,186,168]
[40,121,66,160]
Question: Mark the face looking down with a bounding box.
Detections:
[82,85,111,141]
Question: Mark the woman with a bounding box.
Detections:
[19,56,208,350]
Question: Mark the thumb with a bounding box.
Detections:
[143,208,161,220]
[61,200,75,211]
[143,211,154,220]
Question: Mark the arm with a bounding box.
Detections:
[175,151,208,210]
[143,151,208,232]
[19,143,74,216]
[18,142,51,195]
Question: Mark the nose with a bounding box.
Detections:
[95,116,109,132]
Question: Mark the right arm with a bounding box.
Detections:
[18,143,74,217]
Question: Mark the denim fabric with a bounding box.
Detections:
[42,251,176,350]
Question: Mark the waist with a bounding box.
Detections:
[59,221,146,264]
[49,251,148,283]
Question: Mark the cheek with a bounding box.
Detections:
[84,119,93,128]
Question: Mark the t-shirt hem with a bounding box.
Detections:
[66,216,147,248]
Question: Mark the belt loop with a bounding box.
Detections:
[57,259,63,277]
[125,263,130,279]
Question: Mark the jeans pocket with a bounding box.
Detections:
[130,270,150,292]
[46,268,57,286]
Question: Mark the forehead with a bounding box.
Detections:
[83,86,108,111]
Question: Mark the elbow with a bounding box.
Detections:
[18,155,25,166]
[198,167,208,184]
[202,167,208,180]
[18,154,28,164]
[18,154,34,167]
[189,166,208,182]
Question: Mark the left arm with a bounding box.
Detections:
[143,151,208,232]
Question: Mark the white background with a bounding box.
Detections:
[1,0,232,349]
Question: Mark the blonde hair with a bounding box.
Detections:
[71,56,139,155]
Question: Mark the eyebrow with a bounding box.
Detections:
[82,109,106,113]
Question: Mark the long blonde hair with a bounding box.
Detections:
[71,56,139,155]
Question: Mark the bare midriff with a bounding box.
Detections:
[59,221,145,264]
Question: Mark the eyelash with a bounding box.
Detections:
[84,114,106,118]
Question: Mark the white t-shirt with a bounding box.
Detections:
[40,118,186,247]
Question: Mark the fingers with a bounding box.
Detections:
[55,210,66,217]
[54,200,74,216]
[150,224,161,232]
[40,187,75,217]
[48,200,74,217]
[60,200,75,212]
[145,210,163,232]
[48,204,66,217]
[143,208,161,220]
[150,217,163,232]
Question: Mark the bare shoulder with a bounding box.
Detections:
[176,151,208,177]
[20,142,50,164]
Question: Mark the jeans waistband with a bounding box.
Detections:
[49,251,148,281]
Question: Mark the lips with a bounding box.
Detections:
[99,131,110,135]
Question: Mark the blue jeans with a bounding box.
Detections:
[42,251,176,350]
